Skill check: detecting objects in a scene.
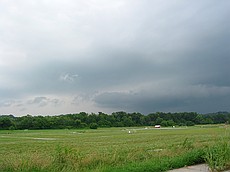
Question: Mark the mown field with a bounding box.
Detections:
[0,125,229,172]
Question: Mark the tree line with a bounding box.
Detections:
[0,111,229,130]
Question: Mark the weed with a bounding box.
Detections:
[182,137,194,149]
[52,145,82,171]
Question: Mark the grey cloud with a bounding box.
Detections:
[28,97,49,107]
[94,84,230,114]
[27,97,63,107]
[72,95,86,105]
[50,98,63,106]
[1,1,230,115]
[0,100,15,107]
[0,99,23,108]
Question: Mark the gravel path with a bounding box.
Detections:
[168,164,230,172]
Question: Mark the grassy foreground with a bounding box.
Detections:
[0,125,229,172]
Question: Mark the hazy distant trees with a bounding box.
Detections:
[0,111,229,130]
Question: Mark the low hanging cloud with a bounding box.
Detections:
[94,83,230,114]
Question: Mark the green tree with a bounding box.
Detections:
[167,119,175,127]
[98,120,111,127]
[160,120,168,127]
[186,121,195,126]
[17,115,33,129]
[122,116,134,127]
[155,117,163,125]
[74,119,82,128]
[0,117,14,130]
[195,114,205,124]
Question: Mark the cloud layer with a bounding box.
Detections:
[1,0,230,116]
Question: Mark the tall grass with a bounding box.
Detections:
[204,139,230,171]
[103,148,205,172]
[0,152,52,172]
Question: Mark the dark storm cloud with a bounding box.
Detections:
[94,85,230,114]
[0,0,230,115]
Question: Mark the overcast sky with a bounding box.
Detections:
[1,0,230,116]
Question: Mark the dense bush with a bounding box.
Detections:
[89,123,98,129]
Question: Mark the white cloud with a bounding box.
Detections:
[59,73,79,82]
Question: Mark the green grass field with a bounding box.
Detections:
[0,125,229,172]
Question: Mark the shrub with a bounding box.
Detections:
[89,123,98,129]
